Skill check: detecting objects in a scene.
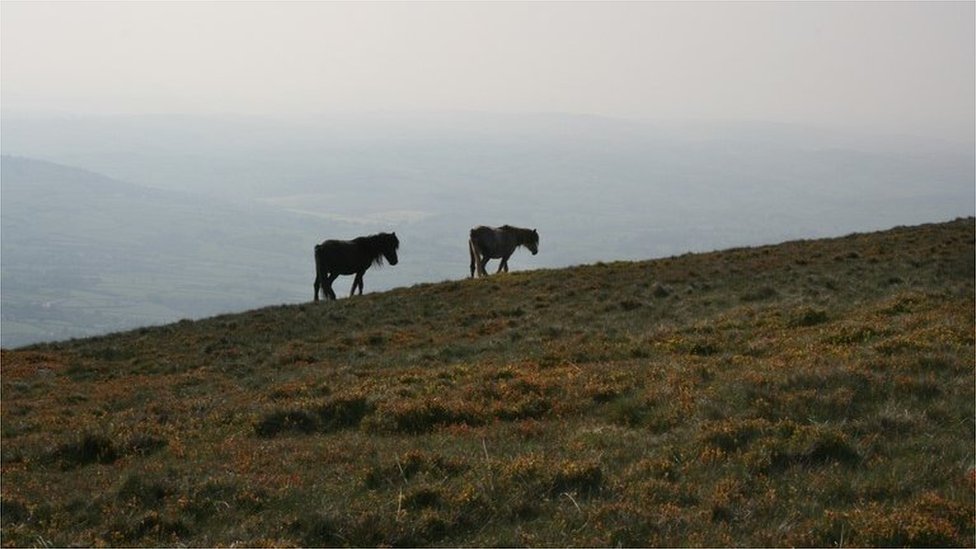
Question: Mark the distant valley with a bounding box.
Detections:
[1,157,350,346]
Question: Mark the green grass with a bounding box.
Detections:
[2,218,974,546]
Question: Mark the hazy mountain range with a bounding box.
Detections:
[2,112,973,347]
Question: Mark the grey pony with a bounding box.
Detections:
[468,225,539,278]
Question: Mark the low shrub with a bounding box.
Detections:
[828,492,973,547]
[788,307,829,327]
[292,511,345,547]
[363,450,466,489]
[125,434,168,456]
[254,410,318,437]
[0,498,29,524]
[741,286,778,302]
[117,474,170,508]
[605,395,648,427]
[110,510,190,544]
[751,425,861,472]
[314,396,373,431]
[254,396,373,437]
[701,419,768,452]
[550,460,604,497]
[51,433,119,469]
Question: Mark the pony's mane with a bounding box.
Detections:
[355,232,399,266]
[501,225,538,246]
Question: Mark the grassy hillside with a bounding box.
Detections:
[2,218,973,547]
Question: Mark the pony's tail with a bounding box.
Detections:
[313,244,324,301]
[468,236,479,279]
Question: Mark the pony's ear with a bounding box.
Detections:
[533,229,538,235]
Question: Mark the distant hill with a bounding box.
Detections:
[1,156,359,347]
[6,113,975,268]
[2,218,972,546]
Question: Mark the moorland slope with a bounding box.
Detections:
[2,218,974,546]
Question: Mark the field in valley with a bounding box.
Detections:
[1,218,974,546]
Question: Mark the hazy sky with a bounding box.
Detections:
[2,1,974,142]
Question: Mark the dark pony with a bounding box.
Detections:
[314,232,400,301]
[468,225,539,278]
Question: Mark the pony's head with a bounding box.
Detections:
[380,232,400,265]
[525,229,539,255]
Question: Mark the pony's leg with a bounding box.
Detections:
[326,273,339,301]
[351,272,365,296]
[314,277,320,302]
[469,239,476,278]
[352,270,366,295]
[480,257,490,277]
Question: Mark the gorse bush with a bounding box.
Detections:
[51,433,119,469]
[255,395,373,437]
